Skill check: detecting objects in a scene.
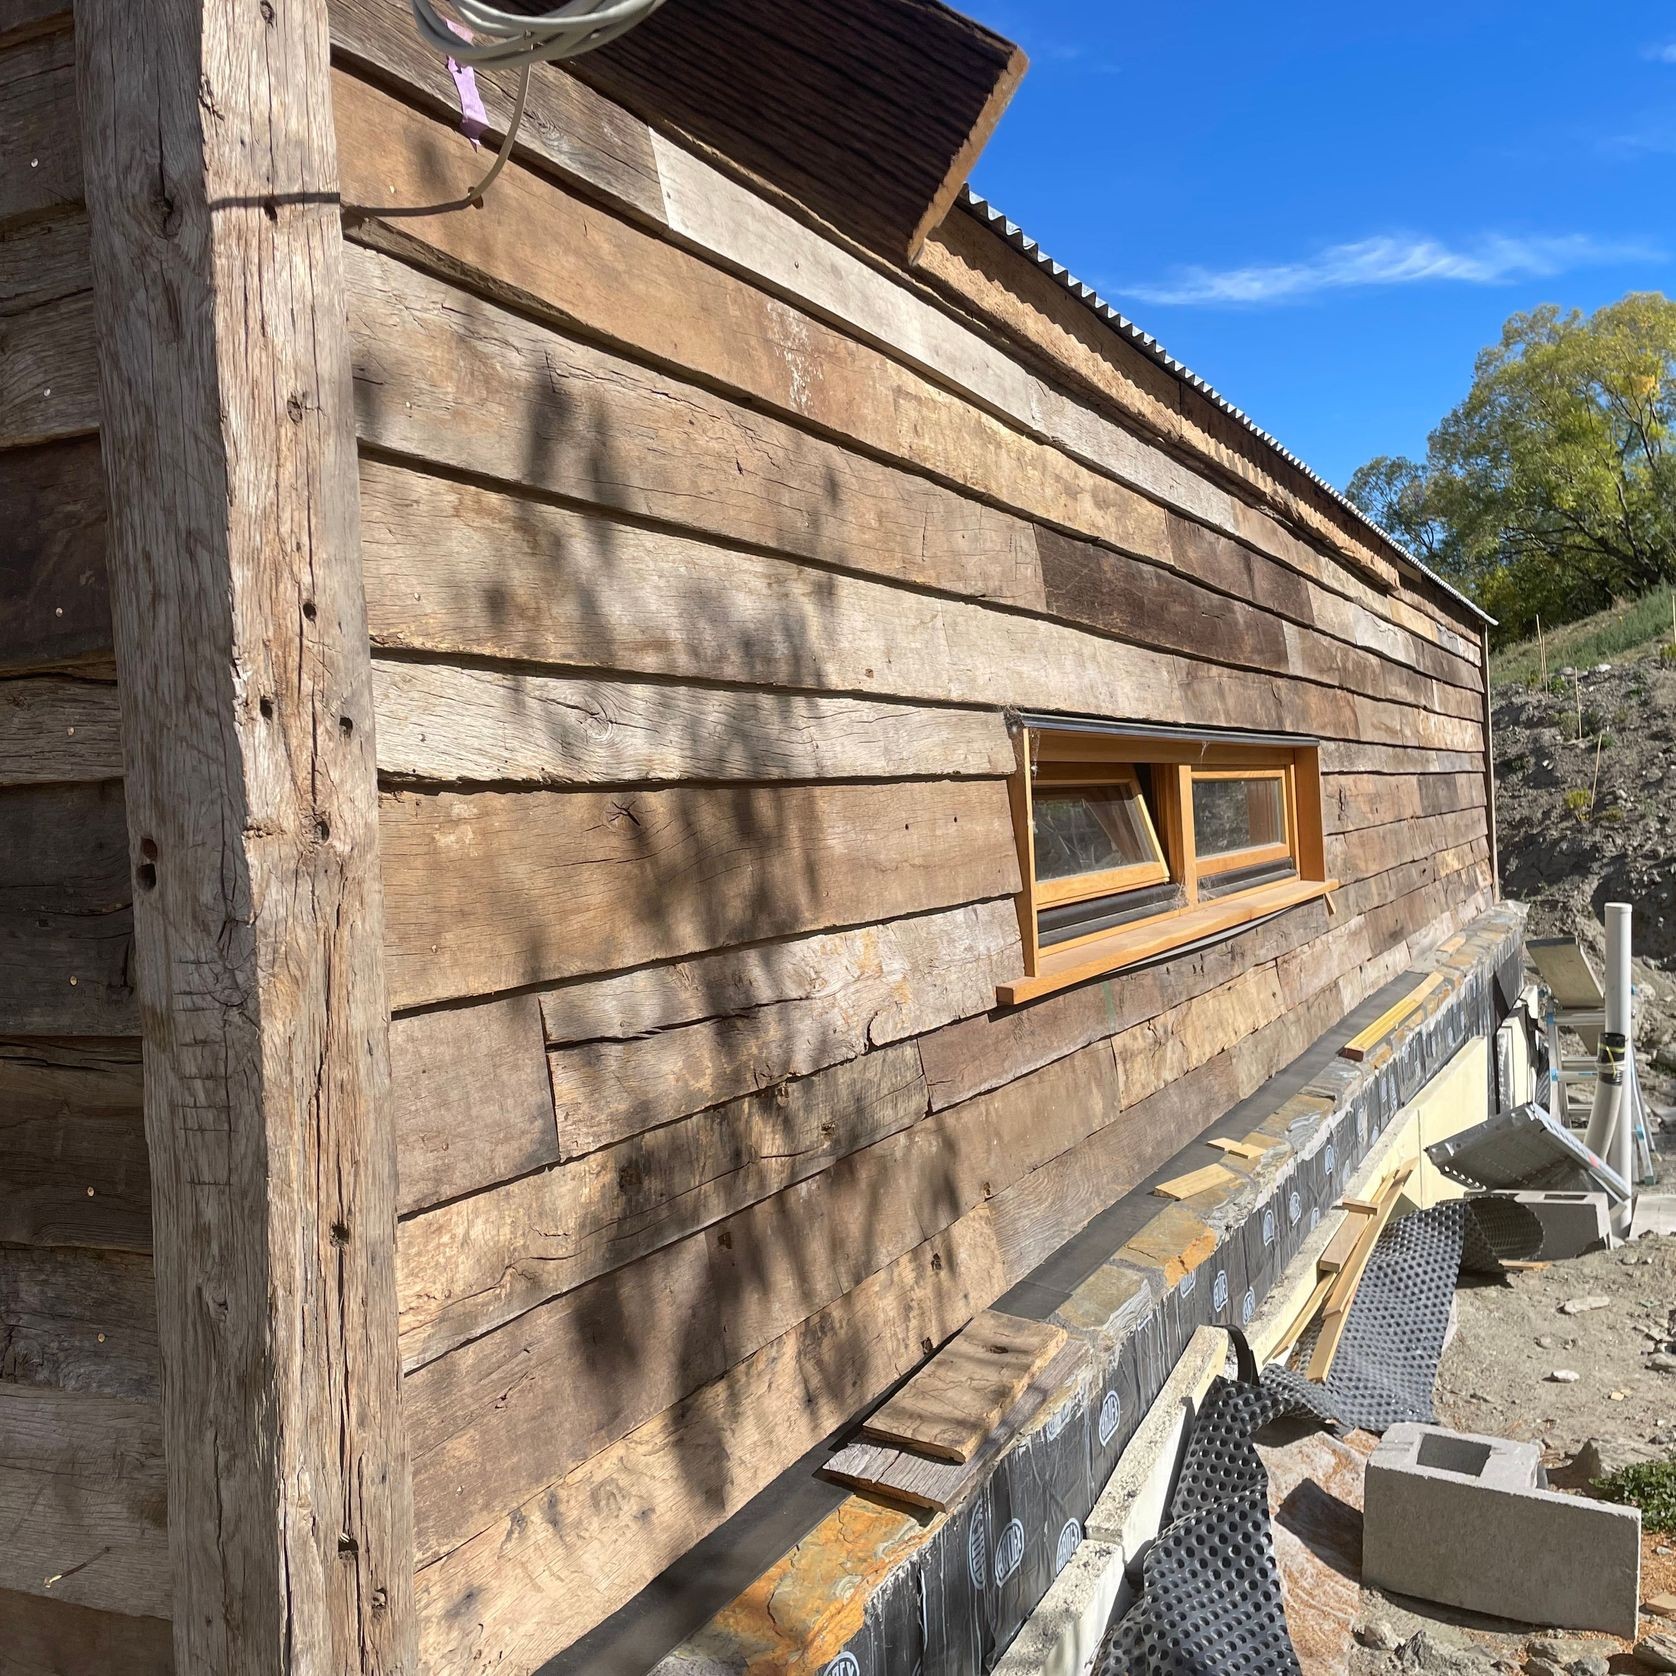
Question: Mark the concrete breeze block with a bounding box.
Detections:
[1498,1190,1612,1259]
[1363,1423,1641,1637]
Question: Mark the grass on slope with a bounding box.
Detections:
[1492,588,1676,687]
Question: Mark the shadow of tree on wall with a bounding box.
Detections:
[352,248,992,1648]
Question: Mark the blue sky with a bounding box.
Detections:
[960,1,1675,492]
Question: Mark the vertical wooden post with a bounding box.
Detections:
[75,3,416,1672]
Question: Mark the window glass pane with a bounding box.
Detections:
[1033,782,1160,882]
[1192,775,1286,857]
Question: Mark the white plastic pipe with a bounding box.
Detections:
[1584,903,1634,1237]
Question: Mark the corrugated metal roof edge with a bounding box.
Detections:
[958,188,1494,628]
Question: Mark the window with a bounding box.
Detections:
[1002,727,1333,1004]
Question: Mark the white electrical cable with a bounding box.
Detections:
[410,0,669,66]
[347,0,668,220]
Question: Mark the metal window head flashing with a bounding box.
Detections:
[1011,712,1320,752]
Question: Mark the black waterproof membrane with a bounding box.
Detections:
[1092,1343,1321,1676]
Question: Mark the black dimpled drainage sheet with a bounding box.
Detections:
[1091,1354,1317,1676]
[1295,1195,1543,1433]
[1094,1196,1544,1675]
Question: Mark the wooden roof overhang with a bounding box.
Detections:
[569,0,1028,262]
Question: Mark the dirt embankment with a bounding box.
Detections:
[1493,659,1676,1097]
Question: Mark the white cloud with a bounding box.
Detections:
[1121,232,1662,307]
[1642,39,1676,62]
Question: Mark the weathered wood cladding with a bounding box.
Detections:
[321,28,1497,1670]
[0,20,164,1662]
[2,7,1497,1671]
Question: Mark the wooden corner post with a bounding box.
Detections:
[75,3,416,1671]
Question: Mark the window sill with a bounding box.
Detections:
[996,877,1337,1007]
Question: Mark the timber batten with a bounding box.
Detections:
[0,3,1500,1673]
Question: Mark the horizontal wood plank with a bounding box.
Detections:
[1326,769,1485,835]
[371,659,1015,788]
[391,992,559,1216]
[0,437,111,676]
[342,239,1475,699]
[326,39,1488,660]
[398,1040,929,1375]
[918,894,1331,1112]
[0,1588,172,1676]
[0,287,98,449]
[359,459,1483,756]
[0,1386,168,1618]
[1327,806,1487,884]
[0,1245,158,1400]
[858,1309,1066,1463]
[414,1207,1005,1672]
[0,675,122,784]
[1319,741,1483,777]
[347,244,1045,613]
[542,901,1021,1157]
[0,201,91,316]
[0,29,80,225]
[918,209,1435,618]
[379,778,1021,1009]
[332,75,1420,636]
[0,1036,148,1251]
[409,874,1489,1665]
[1037,526,1476,721]
[0,782,136,1035]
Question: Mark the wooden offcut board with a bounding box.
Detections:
[1339,973,1445,1062]
[1527,937,1603,1011]
[859,1310,1067,1463]
[829,1339,1089,1510]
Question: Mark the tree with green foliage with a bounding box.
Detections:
[1349,292,1676,642]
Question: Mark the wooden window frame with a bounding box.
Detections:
[1002,728,1335,1005]
[1030,766,1171,908]
[1190,767,1292,878]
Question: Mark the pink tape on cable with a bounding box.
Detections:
[444,18,488,146]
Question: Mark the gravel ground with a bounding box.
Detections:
[1494,659,1676,1106]
[1348,1229,1676,1674]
